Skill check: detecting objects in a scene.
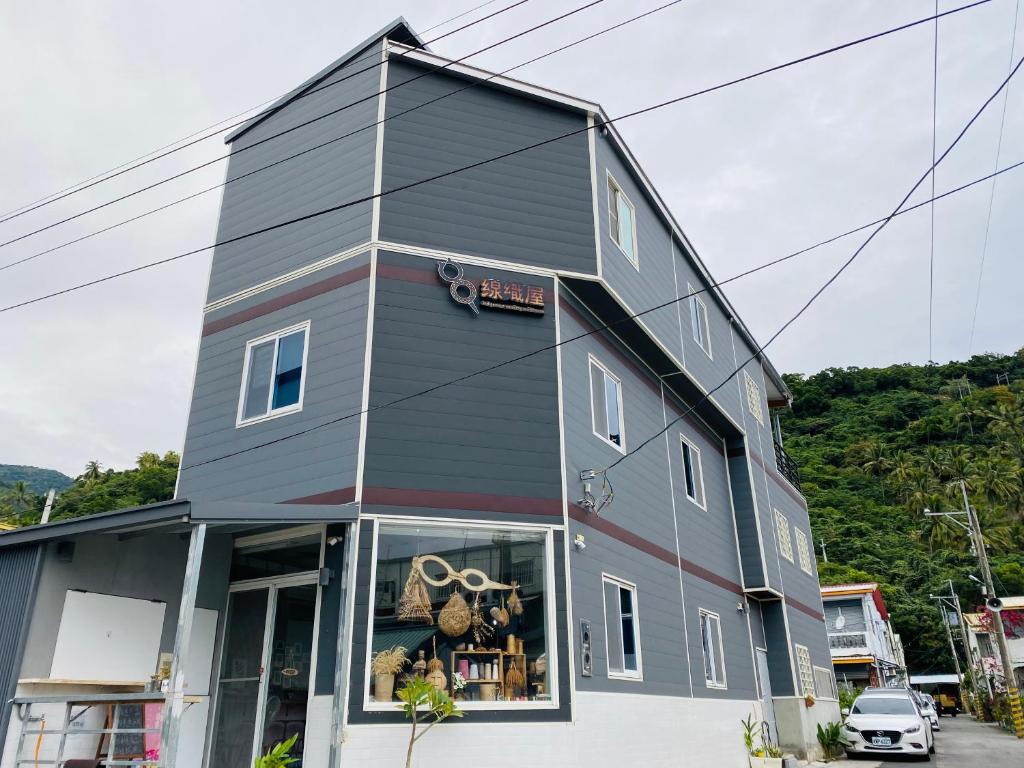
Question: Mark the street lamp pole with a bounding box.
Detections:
[958,480,1023,737]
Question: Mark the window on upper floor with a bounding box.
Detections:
[679,435,706,509]
[237,321,310,426]
[603,575,642,679]
[699,609,726,688]
[795,528,813,575]
[688,284,712,358]
[795,644,815,697]
[774,508,794,562]
[589,355,625,452]
[743,371,765,426]
[607,172,638,268]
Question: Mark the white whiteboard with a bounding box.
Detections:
[183,607,218,695]
[50,591,166,682]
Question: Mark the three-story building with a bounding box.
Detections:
[0,18,837,767]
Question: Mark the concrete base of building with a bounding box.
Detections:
[773,695,842,761]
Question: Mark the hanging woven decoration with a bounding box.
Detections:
[488,594,510,628]
[426,637,447,691]
[507,580,524,616]
[470,592,494,645]
[397,567,434,624]
[504,657,525,690]
[438,589,472,637]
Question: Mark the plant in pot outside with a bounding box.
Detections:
[371,645,409,702]
[741,714,783,768]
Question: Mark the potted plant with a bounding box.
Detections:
[815,721,850,762]
[804,694,816,708]
[741,714,783,768]
[371,645,409,702]
[451,671,468,700]
[254,734,298,767]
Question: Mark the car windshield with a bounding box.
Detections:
[852,697,917,715]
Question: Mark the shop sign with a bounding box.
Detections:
[437,258,545,316]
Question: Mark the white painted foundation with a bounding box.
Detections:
[337,692,756,767]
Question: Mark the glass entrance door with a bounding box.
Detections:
[209,582,318,768]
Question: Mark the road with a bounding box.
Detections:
[839,714,1024,766]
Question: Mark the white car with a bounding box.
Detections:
[918,692,941,731]
[844,692,934,761]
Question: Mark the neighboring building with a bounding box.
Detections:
[822,583,905,688]
[0,18,838,768]
[964,598,1024,692]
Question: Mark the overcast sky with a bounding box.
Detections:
[1,0,1021,477]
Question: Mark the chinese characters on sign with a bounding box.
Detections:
[437,258,545,316]
[479,277,545,314]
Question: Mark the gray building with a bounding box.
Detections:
[0,18,837,768]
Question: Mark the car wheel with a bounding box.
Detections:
[929,742,936,754]
[951,711,958,717]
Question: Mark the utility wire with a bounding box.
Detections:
[929,0,939,363]
[177,158,1024,472]
[0,0,602,247]
[601,52,1024,474]
[967,0,1021,355]
[0,0,691,274]
[0,2,989,313]
[0,0,532,230]
[0,0,507,222]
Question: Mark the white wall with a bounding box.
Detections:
[337,693,755,767]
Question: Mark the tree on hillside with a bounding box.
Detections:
[80,460,103,484]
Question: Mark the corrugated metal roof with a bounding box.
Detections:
[910,674,959,684]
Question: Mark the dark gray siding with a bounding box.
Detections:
[728,444,767,590]
[0,544,41,747]
[346,518,571,723]
[362,250,561,501]
[179,254,370,502]
[786,602,833,695]
[378,60,596,274]
[559,297,758,700]
[759,599,796,697]
[206,51,378,302]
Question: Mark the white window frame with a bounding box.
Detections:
[813,664,838,700]
[699,608,727,689]
[361,517,560,712]
[679,435,706,510]
[795,528,813,574]
[795,644,815,697]
[606,171,639,269]
[743,370,765,426]
[774,508,794,562]
[588,354,626,453]
[688,283,712,359]
[235,320,311,427]
[602,573,643,680]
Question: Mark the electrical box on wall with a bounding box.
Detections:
[580,619,593,677]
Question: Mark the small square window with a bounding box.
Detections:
[237,322,310,426]
[607,173,638,268]
[603,575,641,679]
[795,644,815,697]
[680,436,706,509]
[774,509,794,563]
[688,285,712,358]
[744,371,765,426]
[814,665,837,699]
[699,609,726,688]
[590,356,625,452]
[795,528,813,574]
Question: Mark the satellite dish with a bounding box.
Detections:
[835,608,846,630]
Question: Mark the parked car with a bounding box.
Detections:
[917,693,941,731]
[858,686,940,731]
[843,692,935,761]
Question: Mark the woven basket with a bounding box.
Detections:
[397,568,434,624]
[438,590,471,636]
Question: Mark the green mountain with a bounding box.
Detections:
[780,349,1024,673]
[0,464,73,494]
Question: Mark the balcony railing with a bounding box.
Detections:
[773,439,802,492]
[829,632,868,650]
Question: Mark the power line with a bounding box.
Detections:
[0,0,692,275]
[103,158,1024,472]
[0,1,508,223]
[0,0,601,247]
[0,2,990,313]
[601,52,1024,474]
[967,0,1021,356]
[0,0,532,230]
[928,0,939,363]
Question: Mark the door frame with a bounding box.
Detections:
[206,527,325,768]
[755,646,776,743]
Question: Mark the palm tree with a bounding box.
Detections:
[858,441,891,502]
[3,481,37,525]
[906,468,938,516]
[944,445,975,486]
[923,445,947,481]
[888,451,917,501]
[973,456,1020,509]
[916,494,963,550]
[80,460,102,483]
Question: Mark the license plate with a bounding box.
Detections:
[871,736,892,747]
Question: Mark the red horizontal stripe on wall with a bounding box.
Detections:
[377,261,553,303]
[203,263,371,336]
[283,487,356,505]
[361,486,563,517]
[786,595,825,622]
[568,504,744,596]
